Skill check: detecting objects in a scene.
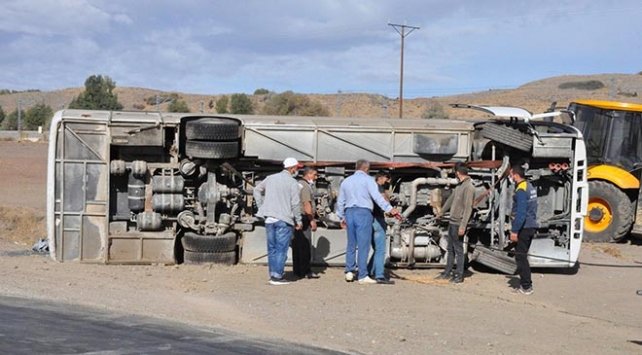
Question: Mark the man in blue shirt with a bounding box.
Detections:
[509,164,538,295]
[336,160,400,284]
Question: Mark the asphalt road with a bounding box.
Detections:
[0,296,343,355]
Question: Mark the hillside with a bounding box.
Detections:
[1,73,641,120]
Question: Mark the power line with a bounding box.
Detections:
[388,22,419,118]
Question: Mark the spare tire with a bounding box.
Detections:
[183,250,237,265]
[185,118,241,141]
[182,232,237,252]
[185,140,239,159]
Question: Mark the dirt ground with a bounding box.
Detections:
[0,141,641,354]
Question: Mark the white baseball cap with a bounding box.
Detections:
[283,157,300,168]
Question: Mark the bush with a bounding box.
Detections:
[230,93,254,114]
[0,105,4,126]
[168,99,190,113]
[558,80,605,90]
[23,103,53,129]
[145,93,180,107]
[262,91,329,116]
[421,102,448,119]
[253,88,270,95]
[2,110,18,130]
[216,96,229,113]
[132,103,146,110]
[69,75,124,110]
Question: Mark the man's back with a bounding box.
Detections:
[337,171,391,219]
[254,170,301,225]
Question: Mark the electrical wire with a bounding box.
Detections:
[483,244,642,268]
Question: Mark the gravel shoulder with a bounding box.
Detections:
[0,141,640,354]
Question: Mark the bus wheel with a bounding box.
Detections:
[183,250,237,265]
[584,181,633,242]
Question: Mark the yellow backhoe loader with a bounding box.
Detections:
[570,99,642,242]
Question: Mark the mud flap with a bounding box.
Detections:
[474,245,517,274]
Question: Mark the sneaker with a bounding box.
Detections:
[514,286,533,295]
[345,271,355,282]
[306,272,320,279]
[449,275,464,284]
[434,272,451,280]
[358,276,377,284]
[376,278,395,285]
[268,277,291,286]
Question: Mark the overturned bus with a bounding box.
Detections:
[46,106,588,273]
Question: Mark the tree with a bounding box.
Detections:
[216,96,229,113]
[262,91,329,116]
[68,75,124,110]
[23,103,53,129]
[0,105,5,126]
[2,109,19,130]
[168,99,190,112]
[422,102,448,119]
[230,93,253,114]
[253,88,270,95]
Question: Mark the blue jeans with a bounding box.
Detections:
[266,220,293,279]
[345,207,374,280]
[368,215,386,279]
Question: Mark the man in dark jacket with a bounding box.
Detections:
[435,163,475,284]
[292,167,320,279]
[510,164,538,295]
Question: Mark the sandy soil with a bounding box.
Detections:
[0,141,641,354]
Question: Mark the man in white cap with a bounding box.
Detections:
[253,157,303,285]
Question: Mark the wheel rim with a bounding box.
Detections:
[585,198,613,233]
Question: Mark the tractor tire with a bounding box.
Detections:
[481,123,533,152]
[183,250,237,265]
[181,232,237,252]
[185,140,239,159]
[584,180,633,242]
[185,118,241,141]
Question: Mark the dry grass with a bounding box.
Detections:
[0,206,46,246]
[589,244,624,259]
[2,74,642,119]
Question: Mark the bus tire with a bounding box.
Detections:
[185,140,239,159]
[181,232,237,252]
[185,118,241,141]
[584,180,633,242]
[183,250,237,265]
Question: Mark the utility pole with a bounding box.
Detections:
[17,99,22,136]
[388,23,419,118]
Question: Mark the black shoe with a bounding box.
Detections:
[376,278,395,285]
[434,272,451,280]
[449,275,463,284]
[306,272,320,279]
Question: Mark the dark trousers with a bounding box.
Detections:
[444,223,465,277]
[515,228,535,289]
[292,216,312,277]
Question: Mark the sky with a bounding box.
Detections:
[1,0,641,98]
